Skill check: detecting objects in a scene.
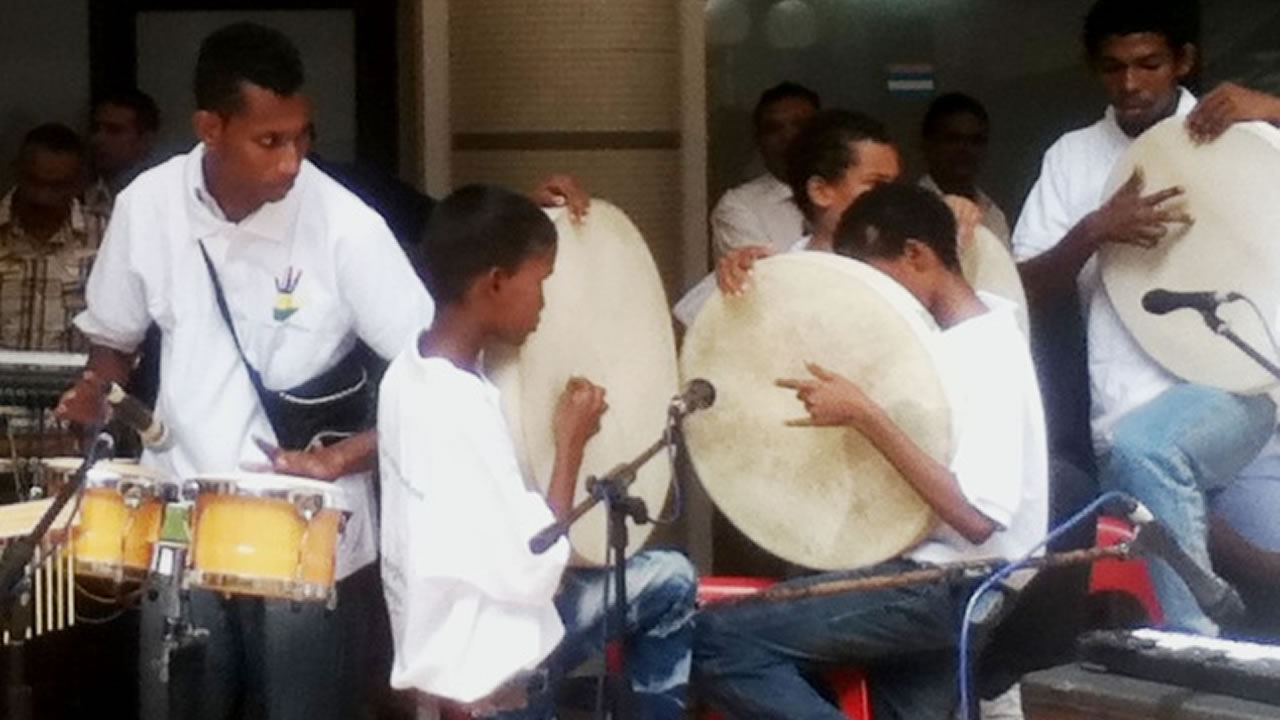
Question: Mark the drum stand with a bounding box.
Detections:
[0,430,112,720]
[529,420,681,720]
[141,500,205,720]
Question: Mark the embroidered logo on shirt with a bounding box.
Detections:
[273,267,302,321]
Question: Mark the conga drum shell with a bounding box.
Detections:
[1101,118,1280,393]
[42,458,171,582]
[188,472,349,601]
[486,201,678,566]
[680,252,952,570]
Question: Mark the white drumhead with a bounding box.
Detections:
[962,225,1029,335]
[191,472,350,510]
[680,252,951,570]
[486,201,679,565]
[1101,117,1280,393]
[41,456,166,485]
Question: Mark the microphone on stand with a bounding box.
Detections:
[1118,497,1245,624]
[105,383,171,450]
[1142,289,1242,316]
[669,379,716,419]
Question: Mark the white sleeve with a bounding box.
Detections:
[947,332,1032,529]
[337,214,435,360]
[382,379,567,606]
[710,190,771,258]
[1011,143,1076,263]
[73,193,152,352]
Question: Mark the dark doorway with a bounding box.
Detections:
[89,0,399,174]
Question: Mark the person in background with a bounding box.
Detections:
[85,87,161,222]
[710,81,820,259]
[918,92,1011,247]
[0,122,100,351]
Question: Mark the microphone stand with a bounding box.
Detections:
[1,427,111,720]
[528,413,684,720]
[1198,309,1280,381]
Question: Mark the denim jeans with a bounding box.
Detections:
[1098,384,1275,635]
[694,559,991,720]
[139,564,385,720]
[492,549,695,720]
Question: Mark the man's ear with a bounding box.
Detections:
[903,238,935,271]
[806,176,832,211]
[1174,43,1197,81]
[192,110,223,148]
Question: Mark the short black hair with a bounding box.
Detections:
[753,81,821,129]
[93,87,161,134]
[785,109,892,220]
[1083,0,1200,60]
[921,92,989,139]
[21,123,84,158]
[194,22,305,115]
[418,184,557,304]
[834,183,959,271]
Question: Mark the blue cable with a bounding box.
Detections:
[956,490,1135,719]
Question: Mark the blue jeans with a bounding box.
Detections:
[1099,384,1275,635]
[694,559,991,720]
[493,549,695,720]
[139,564,384,720]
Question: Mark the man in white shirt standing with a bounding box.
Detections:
[695,184,1048,720]
[918,92,1011,248]
[57,22,434,720]
[710,82,820,259]
[379,184,694,719]
[1013,0,1280,635]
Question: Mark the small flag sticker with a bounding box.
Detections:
[887,63,936,95]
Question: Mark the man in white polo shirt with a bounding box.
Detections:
[710,82,820,259]
[56,22,432,720]
[1013,0,1280,635]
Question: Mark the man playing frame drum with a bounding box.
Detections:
[1013,0,1280,636]
[693,184,1048,720]
[378,185,695,719]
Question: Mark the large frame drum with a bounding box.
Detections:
[680,252,954,570]
[486,201,679,565]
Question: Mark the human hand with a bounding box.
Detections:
[249,436,345,481]
[776,362,876,428]
[1087,169,1192,250]
[54,370,110,427]
[716,245,772,295]
[530,174,590,223]
[942,194,981,253]
[552,377,607,454]
[1186,82,1280,144]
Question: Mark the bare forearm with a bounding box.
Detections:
[327,430,378,476]
[855,407,997,544]
[1018,214,1102,307]
[546,444,584,520]
[86,344,135,386]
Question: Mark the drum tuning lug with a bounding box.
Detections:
[123,485,143,510]
[291,493,321,521]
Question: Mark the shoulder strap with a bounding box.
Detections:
[197,239,272,401]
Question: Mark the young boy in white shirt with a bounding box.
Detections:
[694,183,1048,720]
[378,184,695,719]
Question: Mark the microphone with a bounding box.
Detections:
[670,378,716,418]
[1121,498,1245,625]
[105,383,171,450]
[1142,288,1242,316]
